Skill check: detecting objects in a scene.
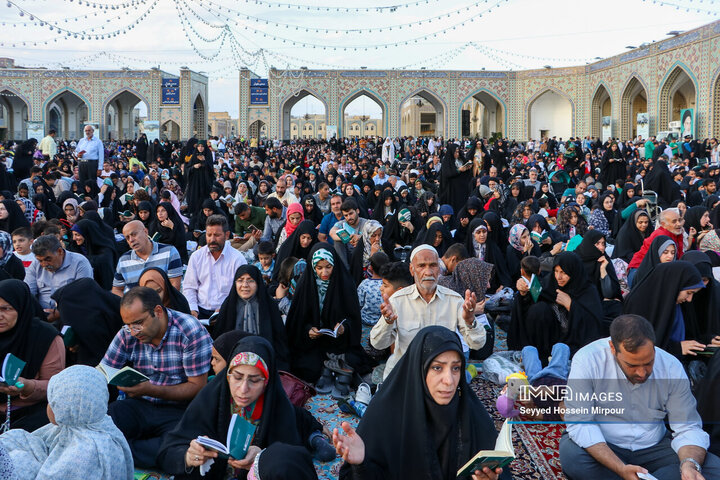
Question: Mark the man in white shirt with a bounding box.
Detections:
[38,129,57,160]
[370,244,485,380]
[267,178,298,207]
[75,125,104,185]
[183,214,247,320]
[559,314,720,480]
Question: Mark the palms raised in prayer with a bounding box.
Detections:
[332,421,365,465]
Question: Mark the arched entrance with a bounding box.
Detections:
[658,65,697,135]
[249,120,266,139]
[193,94,207,139]
[591,84,612,140]
[281,89,327,140]
[461,91,504,138]
[162,120,180,141]
[103,89,149,141]
[0,89,29,140]
[620,76,648,140]
[527,89,573,141]
[340,90,385,138]
[45,90,90,140]
[399,89,445,137]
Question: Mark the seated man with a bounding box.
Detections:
[112,220,183,295]
[101,287,212,468]
[24,234,92,314]
[560,314,720,480]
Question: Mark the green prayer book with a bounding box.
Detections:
[196,414,256,459]
[0,353,25,387]
[457,419,514,477]
[565,234,583,252]
[530,231,549,243]
[525,274,543,303]
[96,364,149,387]
[336,225,355,244]
[61,325,77,348]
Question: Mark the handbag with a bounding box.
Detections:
[279,370,316,407]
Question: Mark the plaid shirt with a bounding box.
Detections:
[101,308,212,404]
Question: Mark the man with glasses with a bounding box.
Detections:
[101,287,212,468]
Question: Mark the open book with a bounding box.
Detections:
[335,225,356,244]
[96,364,149,387]
[318,319,345,338]
[61,325,77,347]
[199,311,220,327]
[457,419,514,477]
[0,353,25,387]
[196,414,256,459]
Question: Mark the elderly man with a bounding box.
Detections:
[183,214,246,320]
[628,208,685,283]
[24,234,93,312]
[370,244,486,380]
[560,314,720,480]
[112,220,183,295]
[75,124,104,185]
[267,177,297,207]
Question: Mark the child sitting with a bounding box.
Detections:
[253,240,275,285]
[357,252,389,327]
[11,227,35,268]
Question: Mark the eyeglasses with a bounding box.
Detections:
[235,278,257,286]
[122,312,153,333]
[0,305,15,314]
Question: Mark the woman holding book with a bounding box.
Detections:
[0,279,63,431]
[334,326,511,480]
[157,336,333,479]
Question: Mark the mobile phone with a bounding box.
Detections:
[249,225,260,234]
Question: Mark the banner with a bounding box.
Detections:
[636,113,649,140]
[680,108,694,138]
[250,79,268,105]
[26,121,43,140]
[162,78,180,105]
[325,125,337,140]
[601,116,611,142]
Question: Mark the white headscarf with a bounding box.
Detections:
[0,365,134,479]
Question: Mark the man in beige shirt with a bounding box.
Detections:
[370,245,486,380]
[39,129,57,160]
[267,178,298,207]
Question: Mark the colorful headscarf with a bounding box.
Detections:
[361,220,384,267]
[0,232,12,266]
[311,248,334,306]
[16,197,37,224]
[228,351,270,423]
[284,203,305,238]
[700,229,720,254]
[509,224,528,252]
[289,259,307,297]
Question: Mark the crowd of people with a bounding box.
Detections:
[0,125,718,479]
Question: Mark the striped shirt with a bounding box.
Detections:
[101,308,212,404]
[113,241,183,290]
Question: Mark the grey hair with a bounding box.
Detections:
[31,234,62,256]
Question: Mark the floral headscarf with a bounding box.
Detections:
[361,219,384,267]
[311,248,334,306]
[0,232,13,267]
[509,224,528,252]
[228,351,269,422]
[700,229,720,254]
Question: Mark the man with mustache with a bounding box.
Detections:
[183,215,246,320]
[370,244,487,381]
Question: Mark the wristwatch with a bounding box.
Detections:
[680,457,702,473]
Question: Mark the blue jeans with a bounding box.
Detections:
[522,343,570,383]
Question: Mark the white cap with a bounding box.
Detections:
[410,244,438,262]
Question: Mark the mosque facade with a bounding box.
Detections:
[0,59,208,142]
[239,20,720,142]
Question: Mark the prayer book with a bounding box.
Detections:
[565,234,583,252]
[456,419,514,477]
[196,414,256,459]
[199,311,220,327]
[60,325,77,347]
[461,161,474,169]
[530,231,549,243]
[335,225,355,244]
[523,275,543,303]
[318,319,346,338]
[0,353,25,387]
[96,364,149,387]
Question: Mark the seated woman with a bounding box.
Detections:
[413,217,452,257]
[150,201,188,264]
[574,230,623,333]
[136,200,156,232]
[138,267,191,314]
[211,330,252,375]
[624,261,706,359]
[525,214,566,252]
[463,218,510,292]
[382,206,421,248]
[680,251,720,348]
[271,220,317,285]
[588,193,618,239]
[334,326,511,480]
[50,278,123,367]
[554,205,588,240]
[213,265,290,371]
[0,279,63,431]
[0,232,25,281]
[0,365,133,479]
[611,209,653,263]
[157,336,334,479]
[189,199,221,247]
[630,235,676,288]
[285,244,370,384]
[275,203,304,251]
[505,224,542,284]
[508,252,603,362]
[350,220,394,286]
[685,206,714,251]
[68,219,118,290]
